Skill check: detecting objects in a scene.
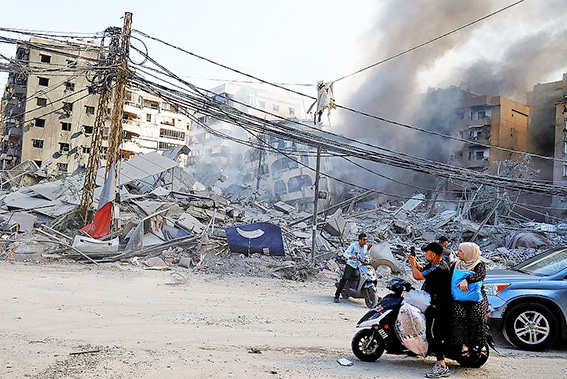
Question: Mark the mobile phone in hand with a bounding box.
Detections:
[410,246,416,257]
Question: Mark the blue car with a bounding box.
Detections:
[485,246,567,351]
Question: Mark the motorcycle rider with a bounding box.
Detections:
[438,236,455,266]
[334,233,372,303]
[408,242,452,378]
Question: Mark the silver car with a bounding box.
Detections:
[485,246,567,351]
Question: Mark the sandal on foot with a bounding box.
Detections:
[479,348,488,357]
[461,349,470,358]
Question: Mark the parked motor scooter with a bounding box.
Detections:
[351,277,493,368]
[335,255,380,308]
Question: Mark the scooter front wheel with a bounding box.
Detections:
[351,328,385,362]
[364,288,378,308]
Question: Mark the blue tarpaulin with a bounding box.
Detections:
[225,222,285,256]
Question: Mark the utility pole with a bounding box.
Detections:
[311,146,322,262]
[106,12,133,182]
[79,27,121,218]
[253,120,266,201]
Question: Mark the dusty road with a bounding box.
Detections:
[1,261,566,378]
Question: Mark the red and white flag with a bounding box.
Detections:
[80,164,116,238]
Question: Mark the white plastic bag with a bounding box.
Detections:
[395,302,429,357]
[403,290,431,313]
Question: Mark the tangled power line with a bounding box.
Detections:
[1,1,566,218]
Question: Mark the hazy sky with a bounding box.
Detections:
[1,0,566,113]
[0,0,378,95]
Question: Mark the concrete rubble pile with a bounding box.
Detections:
[1,153,566,286]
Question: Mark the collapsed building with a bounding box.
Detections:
[1,34,566,284]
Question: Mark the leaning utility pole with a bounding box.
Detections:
[310,146,322,262]
[79,12,132,222]
[79,27,121,218]
[106,12,133,181]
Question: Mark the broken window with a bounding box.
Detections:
[65,82,75,91]
[475,151,484,160]
[146,114,152,122]
[61,122,72,131]
[59,142,70,152]
[288,175,312,193]
[35,118,46,127]
[274,180,287,195]
[83,125,93,135]
[456,112,464,120]
[32,139,44,148]
[37,98,47,106]
[66,59,77,67]
[478,111,486,119]
[40,54,51,63]
[62,102,73,113]
[85,105,95,115]
[34,160,42,167]
[38,77,49,86]
[57,163,68,172]
[273,104,280,111]
[289,107,295,116]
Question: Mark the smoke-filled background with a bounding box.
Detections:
[330,0,567,197]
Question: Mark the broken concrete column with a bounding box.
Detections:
[368,241,399,272]
[323,209,347,237]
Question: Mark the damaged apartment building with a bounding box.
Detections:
[187,83,332,206]
[422,88,530,203]
[0,38,191,176]
[526,73,567,209]
[1,37,101,175]
[242,121,333,208]
[187,82,303,166]
[450,93,529,171]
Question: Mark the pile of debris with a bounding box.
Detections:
[1,151,566,285]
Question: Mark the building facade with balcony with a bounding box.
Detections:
[1,38,190,176]
[526,73,567,207]
[122,89,189,165]
[451,95,529,171]
[1,37,100,174]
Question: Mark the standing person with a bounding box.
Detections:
[334,233,372,303]
[408,242,452,378]
[451,242,490,359]
[438,236,455,266]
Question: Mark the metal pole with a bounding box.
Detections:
[311,146,322,262]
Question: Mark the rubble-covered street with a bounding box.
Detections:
[0,154,566,378]
[1,262,566,379]
[2,1,567,378]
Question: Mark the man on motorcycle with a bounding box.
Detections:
[334,233,372,303]
[408,242,452,378]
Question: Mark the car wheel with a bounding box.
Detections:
[505,302,558,351]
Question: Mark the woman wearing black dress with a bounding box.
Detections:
[451,242,489,358]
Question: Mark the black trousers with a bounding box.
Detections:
[425,306,449,361]
[335,264,356,298]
